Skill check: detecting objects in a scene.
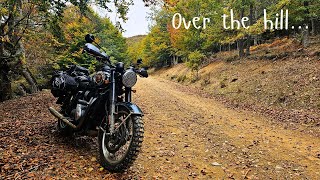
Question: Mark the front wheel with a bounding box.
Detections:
[98,113,144,172]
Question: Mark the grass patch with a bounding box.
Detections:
[170,75,178,80]
[177,75,187,82]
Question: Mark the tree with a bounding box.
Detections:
[0,0,152,101]
[126,35,146,64]
[187,50,205,79]
[141,8,173,68]
[0,0,30,100]
[133,0,319,69]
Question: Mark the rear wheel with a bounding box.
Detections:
[98,110,144,172]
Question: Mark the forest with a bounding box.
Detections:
[0,0,133,101]
[1,0,320,179]
[0,0,319,101]
[128,0,319,71]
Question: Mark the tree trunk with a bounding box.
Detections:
[302,25,310,47]
[0,0,29,100]
[246,36,251,56]
[0,27,12,101]
[17,83,27,96]
[238,39,245,58]
[22,68,38,93]
[310,18,315,36]
[0,64,12,101]
[173,55,177,65]
[173,55,178,65]
[254,35,258,46]
[238,8,245,58]
[301,1,310,47]
[246,4,254,57]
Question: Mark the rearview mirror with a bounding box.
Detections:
[84,43,100,54]
[137,58,143,65]
[85,34,95,43]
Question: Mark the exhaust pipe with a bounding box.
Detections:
[49,107,77,129]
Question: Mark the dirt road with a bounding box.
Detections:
[1,76,319,179]
[132,76,320,179]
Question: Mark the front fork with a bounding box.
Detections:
[125,87,132,102]
[109,70,116,134]
[108,70,132,135]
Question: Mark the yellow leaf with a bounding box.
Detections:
[90,157,96,162]
[87,167,94,172]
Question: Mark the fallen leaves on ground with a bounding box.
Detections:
[0,91,137,179]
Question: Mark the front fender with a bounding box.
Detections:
[116,102,143,116]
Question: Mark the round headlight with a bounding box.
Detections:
[122,70,137,88]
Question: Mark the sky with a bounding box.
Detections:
[92,1,152,38]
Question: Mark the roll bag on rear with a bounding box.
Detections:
[50,71,78,97]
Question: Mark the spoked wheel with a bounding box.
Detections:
[98,110,144,172]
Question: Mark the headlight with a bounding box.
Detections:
[122,69,137,88]
[93,71,109,85]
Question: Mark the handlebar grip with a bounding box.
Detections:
[137,68,148,78]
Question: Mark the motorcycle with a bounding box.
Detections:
[49,34,148,172]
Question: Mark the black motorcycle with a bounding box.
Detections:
[49,34,148,172]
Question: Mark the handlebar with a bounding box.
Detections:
[135,67,148,78]
[83,43,148,78]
